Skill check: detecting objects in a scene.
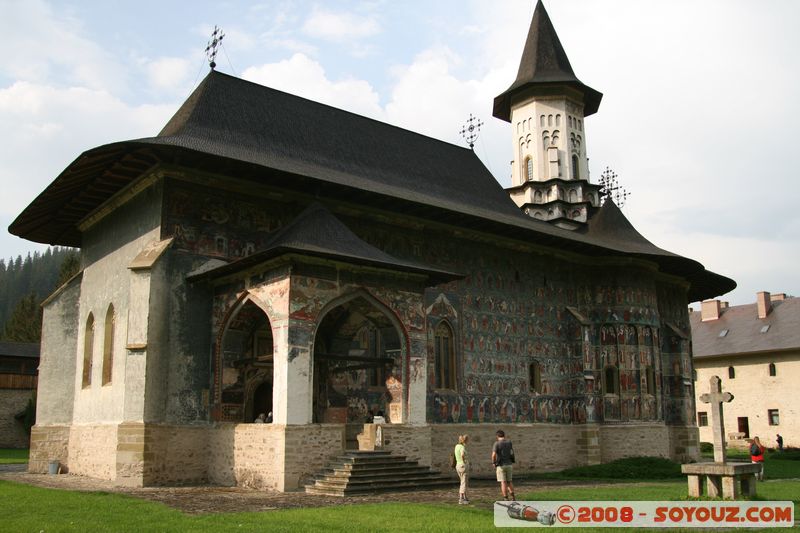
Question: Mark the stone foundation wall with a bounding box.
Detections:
[575,425,601,466]
[115,423,146,485]
[379,424,431,466]
[284,425,345,489]
[0,389,32,448]
[598,424,671,462]
[668,425,699,463]
[28,425,70,473]
[143,425,210,486]
[68,424,118,480]
[429,424,578,478]
[29,422,696,489]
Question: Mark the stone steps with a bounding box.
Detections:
[304,450,457,496]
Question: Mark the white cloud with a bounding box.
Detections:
[242,53,383,119]
[301,7,381,43]
[2,0,128,93]
[146,57,193,93]
[0,81,174,216]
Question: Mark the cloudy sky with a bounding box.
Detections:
[2,0,798,305]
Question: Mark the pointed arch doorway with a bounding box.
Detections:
[312,293,405,435]
[217,298,274,422]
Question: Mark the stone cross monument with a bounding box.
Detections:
[699,375,733,463]
[681,375,760,498]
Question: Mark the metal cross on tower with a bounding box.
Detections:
[459,114,484,150]
[598,167,630,207]
[205,26,225,70]
[699,375,734,463]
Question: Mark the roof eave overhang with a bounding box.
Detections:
[493,80,603,122]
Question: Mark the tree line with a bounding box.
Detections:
[0,247,80,343]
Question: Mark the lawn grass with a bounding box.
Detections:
[538,456,683,481]
[3,478,799,533]
[1,480,492,533]
[0,448,29,464]
[700,448,800,480]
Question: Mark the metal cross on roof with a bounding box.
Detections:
[598,167,630,207]
[699,375,734,463]
[459,114,484,150]
[205,26,225,70]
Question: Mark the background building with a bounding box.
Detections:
[0,341,39,448]
[691,292,799,449]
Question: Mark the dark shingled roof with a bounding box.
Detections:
[493,0,602,121]
[581,200,676,257]
[9,69,734,302]
[189,203,463,283]
[0,341,40,359]
[690,297,800,359]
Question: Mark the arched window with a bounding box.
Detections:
[434,322,456,390]
[728,366,735,379]
[102,304,115,385]
[572,154,580,179]
[82,314,95,388]
[533,190,542,203]
[525,157,534,181]
[768,363,776,377]
[603,365,619,395]
[529,361,542,393]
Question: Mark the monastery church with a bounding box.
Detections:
[11,2,734,491]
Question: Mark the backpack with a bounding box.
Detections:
[449,452,457,468]
[750,443,762,456]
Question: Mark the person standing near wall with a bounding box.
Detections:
[492,429,516,501]
[454,435,470,505]
[750,436,765,481]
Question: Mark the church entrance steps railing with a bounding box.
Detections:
[304,450,455,496]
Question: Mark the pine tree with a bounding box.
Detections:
[2,293,42,342]
[57,250,81,286]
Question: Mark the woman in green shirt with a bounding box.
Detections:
[454,434,470,504]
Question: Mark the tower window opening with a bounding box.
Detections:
[525,157,534,181]
[572,154,580,179]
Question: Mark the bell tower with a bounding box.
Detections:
[494,0,603,230]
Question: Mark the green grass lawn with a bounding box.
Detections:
[3,478,799,533]
[700,448,800,480]
[1,480,489,533]
[0,448,29,464]
[3,455,799,532]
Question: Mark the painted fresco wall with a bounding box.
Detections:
[161,178,694,427]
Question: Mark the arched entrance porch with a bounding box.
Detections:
[312,293,405,430]
[217,298,274,422]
